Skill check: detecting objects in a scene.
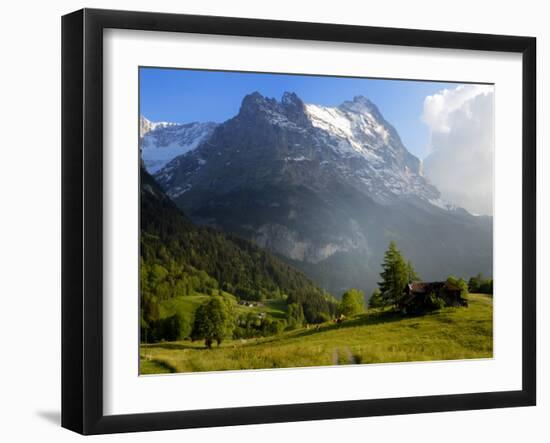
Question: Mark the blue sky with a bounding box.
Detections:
[139,67,475,159]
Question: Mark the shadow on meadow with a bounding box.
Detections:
[144,308,424,350]
[290,309,408,340]
[142,341,197,351]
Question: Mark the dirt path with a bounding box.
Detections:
[344,347,357,364]
[332,347,357,365]
[332,347,339,365]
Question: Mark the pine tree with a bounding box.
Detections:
[406,260,420,283]
[286,303,305,329]
[368,288,383,308]
[378,241,408,307]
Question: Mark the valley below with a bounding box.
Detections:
[140,293,493,374]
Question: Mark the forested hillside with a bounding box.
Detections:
[140,168,336,336]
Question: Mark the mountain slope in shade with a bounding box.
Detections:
[140,116,217,173]
[140,167,327,301]
[153,92,492,295]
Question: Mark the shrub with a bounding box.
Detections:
[446,275,469,298]
[426,292,446,310]
[234,314,286,338]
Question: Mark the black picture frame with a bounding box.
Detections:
[61,8,536,435]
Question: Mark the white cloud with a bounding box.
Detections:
[422,85,494,215]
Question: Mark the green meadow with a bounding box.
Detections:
[140,293,492,374]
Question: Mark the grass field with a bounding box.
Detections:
[140,293,493,374]
[158,294,288,323]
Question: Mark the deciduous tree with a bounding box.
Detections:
[191,296,235,348]
[340,288,365,316]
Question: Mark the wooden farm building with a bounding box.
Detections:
[400,281,467,313]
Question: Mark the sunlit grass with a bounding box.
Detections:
[140,294,493,374]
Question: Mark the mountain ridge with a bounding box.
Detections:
[139,116,217,173]
[148,91,492,294]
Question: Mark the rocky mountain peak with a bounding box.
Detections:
[237,91,309,127]
[281,91,303,107]
[157,91,440,206]
[239,91,276,115]
[140,118,217,173]
[151,91,492,294]
[140,115,155,138]
[281,91,309,126]
[338,95,379,116]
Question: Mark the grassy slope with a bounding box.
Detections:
[158,294,288,324]
[235,299,289,319]
[140,294,492,374]
[158,294,209,326]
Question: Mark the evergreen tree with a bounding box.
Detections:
[286,303,305,329]
[368,288,383,308]
[378,241,408,307]
[406,260,420,282]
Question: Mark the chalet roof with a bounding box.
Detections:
[408,281,441,294]
[407,281,461,294]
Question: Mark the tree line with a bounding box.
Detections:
[368,240,489,311]
[468,273,493,295]
[141,166,492,347]
[142,235,493,348]
[140,168,338,343]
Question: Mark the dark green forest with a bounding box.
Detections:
[140,168,337,340]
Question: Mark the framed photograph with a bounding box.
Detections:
[62,8,536,435]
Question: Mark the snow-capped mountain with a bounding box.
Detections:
[304,96,458,210]
[157,92,452,209]
[152,92,491,294]
[139,116,217,173]
[139,115,178,137]
[304,96,442,205]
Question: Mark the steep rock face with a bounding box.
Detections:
[153,92,492,295]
